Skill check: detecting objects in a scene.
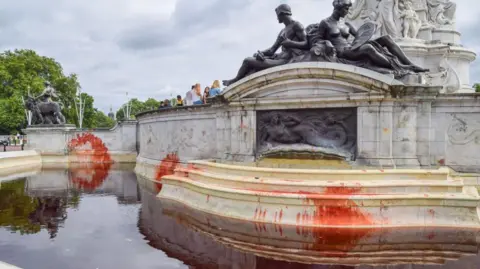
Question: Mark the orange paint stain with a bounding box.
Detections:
[68,133,112,163]
[154,153,180,193]
[299,186,375,256]
[68,133,113,191]
[426,232,436,240]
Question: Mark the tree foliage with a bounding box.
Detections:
[474,83,480,93]
[0,49,111,133]
[116,98,159,121]
[94,110,116,129]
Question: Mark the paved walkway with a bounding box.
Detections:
[1,146,23,152]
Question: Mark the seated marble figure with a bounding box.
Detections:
[288,0,429,77]
[222,4,307,87]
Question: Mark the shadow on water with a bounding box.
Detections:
[1,167,480,269]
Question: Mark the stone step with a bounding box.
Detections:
[189,160,451,182]
[175,167,464,195]
[160,175,480,228]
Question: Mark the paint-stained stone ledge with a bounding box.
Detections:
[144,160,480,229]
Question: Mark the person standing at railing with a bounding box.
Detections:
[185,85,194,106]
[192,83,203,105]
[176,95,184,107]
[209,80,222,98]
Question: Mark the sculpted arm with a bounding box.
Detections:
[345,21,358,37]
[260,34,283,56]
[282,22,308,49]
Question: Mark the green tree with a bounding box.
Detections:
[0,49,80,133]
[116,98,148,121]
[144,98,160,111]
[474,83,480,93]
[94,110,115,129]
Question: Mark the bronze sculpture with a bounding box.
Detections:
[222,4,307,87]
[224,1,429,82]
[290,0,429,77]
[25,82,66,125]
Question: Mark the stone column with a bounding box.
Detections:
[416,100,433,167]
[392,102,420,167]
[226,108,256,162]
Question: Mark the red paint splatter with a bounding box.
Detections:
[426,232,436,240]
[154,153,180,193]
[262,209,267,220]
[438,159,445,166]
[279,209,283,222]
[254,208,259,220]
[278,225,283,236]
[428,209,436,218]
[68,133,113,191]
[68,133,112,163]
[206,195,210,203]
[299,186,375,256]
[323,186,362,196]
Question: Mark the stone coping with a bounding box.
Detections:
[222,62,406,101]
[189,160,450,176]
[135,104,212,119]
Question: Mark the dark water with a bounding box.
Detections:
[1,168,479,269]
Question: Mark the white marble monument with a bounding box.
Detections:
[347,0,476,93]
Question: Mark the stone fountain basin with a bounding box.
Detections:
[152,160,480,229]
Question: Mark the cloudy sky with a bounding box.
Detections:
[0,0,479,113]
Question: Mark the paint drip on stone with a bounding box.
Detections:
[155,153,180,193]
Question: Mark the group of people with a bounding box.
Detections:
[158,80,223,109]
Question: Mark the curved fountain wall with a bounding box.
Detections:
[135,62,480,176]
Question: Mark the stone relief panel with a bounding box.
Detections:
[446,113,480,172]
[256,108,357,161]
[347,0,457,40]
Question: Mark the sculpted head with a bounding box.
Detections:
[333,0,352,18]
[275,4,292,23]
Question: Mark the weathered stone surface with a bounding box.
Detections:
[135,64,480,172]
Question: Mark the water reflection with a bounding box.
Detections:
[137,179,480,269]
[2,168,480,269]
[0,167,141,239]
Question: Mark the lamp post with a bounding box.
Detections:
[21,93,32,126]
[74,87,86,129]
[123,92,131,120]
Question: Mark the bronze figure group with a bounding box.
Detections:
[223,0,429,86]
[25,82,66,125]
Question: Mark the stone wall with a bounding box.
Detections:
[136,64,480,173]
[23,120,137,163]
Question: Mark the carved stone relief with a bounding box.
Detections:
[256,108,357,161]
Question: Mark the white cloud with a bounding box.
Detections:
[0,0,478,113]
